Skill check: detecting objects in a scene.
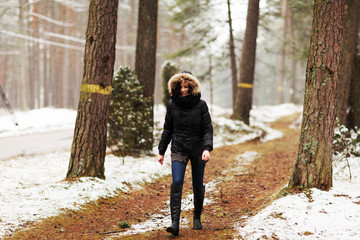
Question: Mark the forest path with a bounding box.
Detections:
[6,113,301,240]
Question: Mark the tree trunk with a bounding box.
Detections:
[127,0,137,68]
[18,0,27,110]
[286,3,297,103]
[135,0,158,149]
[337,0,360,126]
[289,0,344,191]
[347,55,360,129]
[233,0,259,125]
[66,0,119,180]
[279,0,287,104]
[227,0,237,108]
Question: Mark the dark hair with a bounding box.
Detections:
[173,78,193,97]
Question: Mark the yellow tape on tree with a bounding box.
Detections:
[81,84,112,95]
[237,83,253,89]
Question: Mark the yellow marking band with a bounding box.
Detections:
[81,84,112,95]
[238,83,253,89]
[278,86,284,91]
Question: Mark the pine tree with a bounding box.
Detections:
[161,61,179,106]
[135,0,158,150]
[66,0,118,180]
[107,66,152,157]
[289,0,344,190]
[233,0,260,125]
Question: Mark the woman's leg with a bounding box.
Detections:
[190,157,206,229]
[171,160,187,185]
[167,160,187,236]
[190,158,205,189]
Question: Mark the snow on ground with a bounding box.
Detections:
[236,126,360,240]
[0,108,77,137]
[3,103,357,239]
[236,156,360,240]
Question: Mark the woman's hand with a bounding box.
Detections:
[157,155,164,165]
[202,150,210,162]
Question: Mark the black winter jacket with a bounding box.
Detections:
[158,72,213,156]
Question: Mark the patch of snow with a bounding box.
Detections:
[0,107,76,137]
[250,104,303,123]
[236,142,360,240]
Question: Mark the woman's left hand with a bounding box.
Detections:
[202,150,210,161]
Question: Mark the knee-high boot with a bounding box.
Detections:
[193,185,205,229]
[166,183,183,236]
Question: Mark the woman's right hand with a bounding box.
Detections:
[157,155,164,165]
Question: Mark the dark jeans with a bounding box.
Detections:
[171,157,205,189]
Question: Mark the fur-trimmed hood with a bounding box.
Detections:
[168,72,201,96]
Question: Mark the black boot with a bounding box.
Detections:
[193,185,205,229]
[166,183,183,236]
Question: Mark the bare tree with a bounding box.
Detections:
[289,0,344,190]
[348,56,360,129]
[66,0,119,179]
[18,0,27,110]
[337,0,360,126]
[278,0,287,104]
[286,3,297,104]
[227,0,237,107]
[135,0,158,149]
[233,0,260,125]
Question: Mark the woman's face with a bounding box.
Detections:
[180,81,190,97]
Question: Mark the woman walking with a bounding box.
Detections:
[157,71,213,236]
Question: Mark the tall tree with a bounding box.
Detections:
[286,3,297,103]
[66,0,119,180]
[289,0,344,190]
[348,55,360,129]
[337,0,360,126]
[233,0,260,124]
[278,0,287,104]
[18,0,27,110]
[135,0,158,149]
[227,0,237,108]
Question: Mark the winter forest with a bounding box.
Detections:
[1,0,313,111]
[1,0,360,239]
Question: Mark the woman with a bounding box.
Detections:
[157,71,213,236]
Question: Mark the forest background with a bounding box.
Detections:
[0,0,312,111]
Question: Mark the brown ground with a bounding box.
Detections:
[5,113,300,240]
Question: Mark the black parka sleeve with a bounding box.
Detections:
[200,101,213,152]
[158,100,174,155]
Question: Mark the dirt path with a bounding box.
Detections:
[5,113,300,240]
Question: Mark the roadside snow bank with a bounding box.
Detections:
[0,152,171,236]
[0,108,76,137]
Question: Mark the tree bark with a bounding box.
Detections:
[347,55,360,129]
[233,0,259,125]
[18,0,27,110]
[337,0,360,126]
[279,0,287,104]
[286,3,297,103]
[289,0,344,190]
[66,0,119,180]
[135,0,158,148]
[227,0,237,108]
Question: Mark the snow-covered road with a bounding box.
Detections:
[0,129,73,160]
